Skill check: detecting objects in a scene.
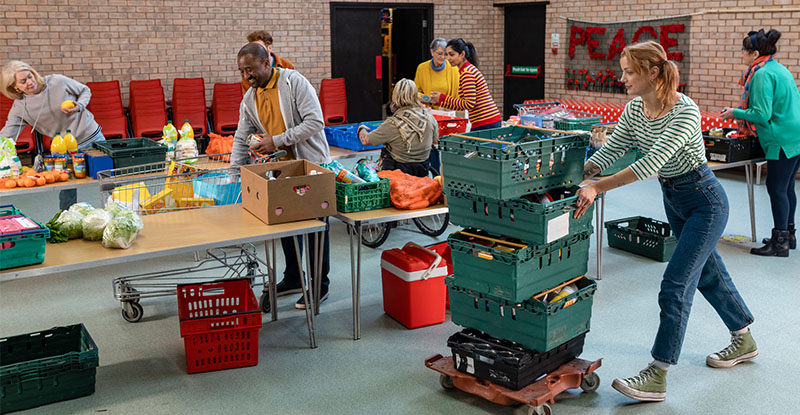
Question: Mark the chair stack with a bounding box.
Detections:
[439,125,597,390]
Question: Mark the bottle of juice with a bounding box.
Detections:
[64,129,78,152]
[179,120,194,140]
[50,131,65,154]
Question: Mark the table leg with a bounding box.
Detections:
[746,162,756,241]
[595,193,605,280]
[294,235,316,348]
[355,221,363,340]
[314,229,324,316]
[264,240,277,321]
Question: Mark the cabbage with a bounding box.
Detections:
[105,202,143,230]
[82,208,112,241]
[102,216,140,249]
[68,202,94,217]
[55,210,84,239]
[104,201,127,218]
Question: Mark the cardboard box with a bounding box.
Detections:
[241,160,336,225]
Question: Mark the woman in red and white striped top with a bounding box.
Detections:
[430,38,502,131]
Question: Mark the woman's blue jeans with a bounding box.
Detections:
[652,164,754,364]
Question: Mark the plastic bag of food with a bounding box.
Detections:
[102,215,141,249]
[82,208,112,241]
[55,209,85,239]
[68,202,94,217]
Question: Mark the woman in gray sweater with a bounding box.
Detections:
[1,60,105,209]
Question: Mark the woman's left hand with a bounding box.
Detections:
[574,183,598,219]
[61,106,79,115]
[720,107,735,120]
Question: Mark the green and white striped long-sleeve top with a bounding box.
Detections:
[588,94,707,180]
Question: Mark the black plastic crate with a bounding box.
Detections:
[605,216,677,262]
[94,138,167,169]
[704,128,764,163]
[448,329,586,390]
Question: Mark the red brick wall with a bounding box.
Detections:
[2,0,799,117]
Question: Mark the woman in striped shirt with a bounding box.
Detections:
[429,38,502,131]
[574,41,756,402]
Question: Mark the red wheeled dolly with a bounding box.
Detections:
[426,354,602,415]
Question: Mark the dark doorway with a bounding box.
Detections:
[500,2,547,119]
[331,3,433,123]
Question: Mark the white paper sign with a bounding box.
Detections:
[547,212,570,243]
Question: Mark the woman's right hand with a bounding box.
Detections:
[430,91,442,105]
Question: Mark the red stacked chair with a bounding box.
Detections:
[129,79,168,138]
[319,78,347,126]
[171,78,208,138]
[0,94,37,154]
[86,80,129,139]
[211,83,243,134]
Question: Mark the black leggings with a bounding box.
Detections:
[766,149,800,229]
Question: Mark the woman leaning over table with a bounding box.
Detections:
[720,28,800,257]
[573,41,756,403]
[429,38,502,131]
[0,60,105,210]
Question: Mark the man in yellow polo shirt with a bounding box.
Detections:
[231,43,332,311]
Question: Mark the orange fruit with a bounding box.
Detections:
[61,100,75,110]
[35,176,46,186]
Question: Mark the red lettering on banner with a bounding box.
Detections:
[568,26,586,58]
[659,24,684,61]
[607,28,626,60]
[585,27,607,59]
[632,25,658,43]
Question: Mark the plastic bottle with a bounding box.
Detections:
[162,123,178,161]
[50,131,65,154]
[63,129,78,152]
[180,120,194,140]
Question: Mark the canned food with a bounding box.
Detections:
[247,134,262,146]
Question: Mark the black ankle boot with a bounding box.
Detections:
[761,224,796,249]
[752,228,790,257]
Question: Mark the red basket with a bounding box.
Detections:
[176,278,262,374]
[433,115,469,138]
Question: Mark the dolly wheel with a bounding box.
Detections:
[439,374,454,390]
[121,302,143,323]
[580,372,600,392]
[527,403,552,415]
[259,292,271,314]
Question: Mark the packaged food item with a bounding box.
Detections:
[175,126,199,165]
[72,153,87,178]
[355,160,380,182]
[323,160,365,183]
[162,122,178,160]
[44,155,55,171]
[81,208,112,241]
[63,129,78,152]
[53,155,67,173]
[179,120,194,140]
[247,134,262,146]
[102,215,142,249]
[50,131,65,154]
[139,188,177,215]
[177,197,215,208]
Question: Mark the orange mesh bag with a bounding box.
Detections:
[377,169,442,210]
[205,133,234,161]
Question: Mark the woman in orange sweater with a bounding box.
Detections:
[430,38,502,131]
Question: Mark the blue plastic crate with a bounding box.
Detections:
[332,122,383,151]
[323,125,345,147]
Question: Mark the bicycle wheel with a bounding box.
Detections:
[412,213,450,237]
[360,223,391,248]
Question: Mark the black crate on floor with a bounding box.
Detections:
[447,329,586,390]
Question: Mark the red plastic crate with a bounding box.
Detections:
[176,279,262,374]
[433,115,469,138]
[381,242,448,329]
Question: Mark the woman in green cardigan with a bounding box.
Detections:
[721,28,800,257]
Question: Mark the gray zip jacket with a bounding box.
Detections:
[231,69,330,167]
[0,74,101,145]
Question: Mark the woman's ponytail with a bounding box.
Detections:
[656,60,680,108]
[464,41,479,67]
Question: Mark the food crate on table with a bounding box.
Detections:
[585,146,642,176]
[448,329,586,390]
[0,324,99,414]
[446,186,594,245]
[326,121,383,151]
[177,278,262,374]
[604,216,677,262]
[433,114,469,138]
[553,110,602,132]
[513,101,563,116]
[703,128,764,163]
[440,126,589,200]
[447,276,596,353]
[335,177,390,213]
[0,205,49,270]
[93,138,167,169]
[446,229,591,303]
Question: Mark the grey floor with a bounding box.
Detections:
[1,166,799,415]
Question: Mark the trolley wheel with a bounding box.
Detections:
[360,223,391,248]
[527,403,552,415]
[121,285,140,304]
[121,302,143,323]
[412,213,449,237]
[580,372,600,392]
[439,374,455,390]
[259,291,271,314]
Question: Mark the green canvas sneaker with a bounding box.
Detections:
[611,363,667,402]
[706,330,758,368]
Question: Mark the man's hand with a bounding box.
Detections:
[249,133,276,154]
[720,107,736,120]
[430,91,442,105]
[358,126,370,145]
[573,183,599,219]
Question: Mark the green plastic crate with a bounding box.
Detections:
[447,229,592,303]
[446,187,594,245]
[0,205,49,270]
[604,216,677,262]
[553,110,602,132]
[440,126,589,200]
[94,138,167,169]
[586,146,642,176]
[447,276,596,352]
[0,324,99,414]
[335,178,391,213]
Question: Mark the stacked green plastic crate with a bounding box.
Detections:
[441,125,598,359]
